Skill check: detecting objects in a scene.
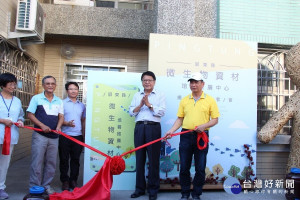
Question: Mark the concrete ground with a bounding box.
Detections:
[5,153,287,200]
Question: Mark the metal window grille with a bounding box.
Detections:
[64,63,127,105]
[257,51,296,135]
[0,36,37,125]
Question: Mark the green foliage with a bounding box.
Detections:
[228,165,240,177]
[170,150,179,163]
[160,156,175,178]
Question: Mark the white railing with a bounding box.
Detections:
[39,0,154,10]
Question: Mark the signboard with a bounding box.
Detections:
[84,72,140,190]
[149,33,257,182]
[84,34,258,189]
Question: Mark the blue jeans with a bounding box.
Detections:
[179,129,209,198]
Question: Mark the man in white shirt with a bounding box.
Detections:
[129,71,166,200]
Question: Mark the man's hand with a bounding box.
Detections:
[67,120,75,127]
[164,130,173,140]
[139,98,145,107]
[16,120,24,128]
[143,94,150,107]
[163,117,184,141]
[41,124,51,133]
[195,124,206,133]
[56,127,61,132]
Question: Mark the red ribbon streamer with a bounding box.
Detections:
[121,129,193,157]
[14,123,110,159]
[14,123,208,158]
[13,123,208,200]
[197,131,209,150]
[121,129,208,157]
[2,126,11,155]
[51,158,113,200]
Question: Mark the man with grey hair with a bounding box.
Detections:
[27,75,64,194]
[165,73,220,200]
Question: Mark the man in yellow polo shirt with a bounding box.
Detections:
[165,73,220,200]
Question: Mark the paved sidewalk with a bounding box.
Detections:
[5,154,287,200]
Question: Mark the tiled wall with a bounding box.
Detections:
[0,0,17,38]
[219,0,300,45]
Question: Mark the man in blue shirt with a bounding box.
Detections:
[27,75,64,195]
[59,82,86,191]
[129,71,166,200]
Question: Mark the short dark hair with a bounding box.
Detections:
[65,82,79,90]
[141,71,156,81]
[0,72,17,88]
[42,75,56,84]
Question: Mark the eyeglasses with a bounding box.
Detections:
[6,82,17,87]
[44,82,56,86]
[142,79,154,83]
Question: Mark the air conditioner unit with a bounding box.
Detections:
[15,0,45,42]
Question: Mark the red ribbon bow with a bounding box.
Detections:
[196,131,209,150]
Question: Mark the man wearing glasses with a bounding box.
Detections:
[129,71,166,200]
[59,82,86,191]
[27,75,64,195]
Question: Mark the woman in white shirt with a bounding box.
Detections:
[0,72,24,200]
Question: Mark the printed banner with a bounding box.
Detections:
[149,33,257,182]
[84,71,141,190]
[84,34,258,190]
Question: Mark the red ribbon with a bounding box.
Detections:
[2,126,11,155]
[51,158,113,200]
[13,123,208,200]
[121,129,194,157]
[14,123,208,158]
[197,131,209,150]
[13,123,110,159]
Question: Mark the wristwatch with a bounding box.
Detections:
[149,104,153,109]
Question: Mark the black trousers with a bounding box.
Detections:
[59,135,83,182]
[134,123,161,196]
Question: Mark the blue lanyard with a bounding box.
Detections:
[0,93,14,117]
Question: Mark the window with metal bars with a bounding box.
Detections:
[0,38,37,126]
[64,63,127,105]
[257,50,296,135]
